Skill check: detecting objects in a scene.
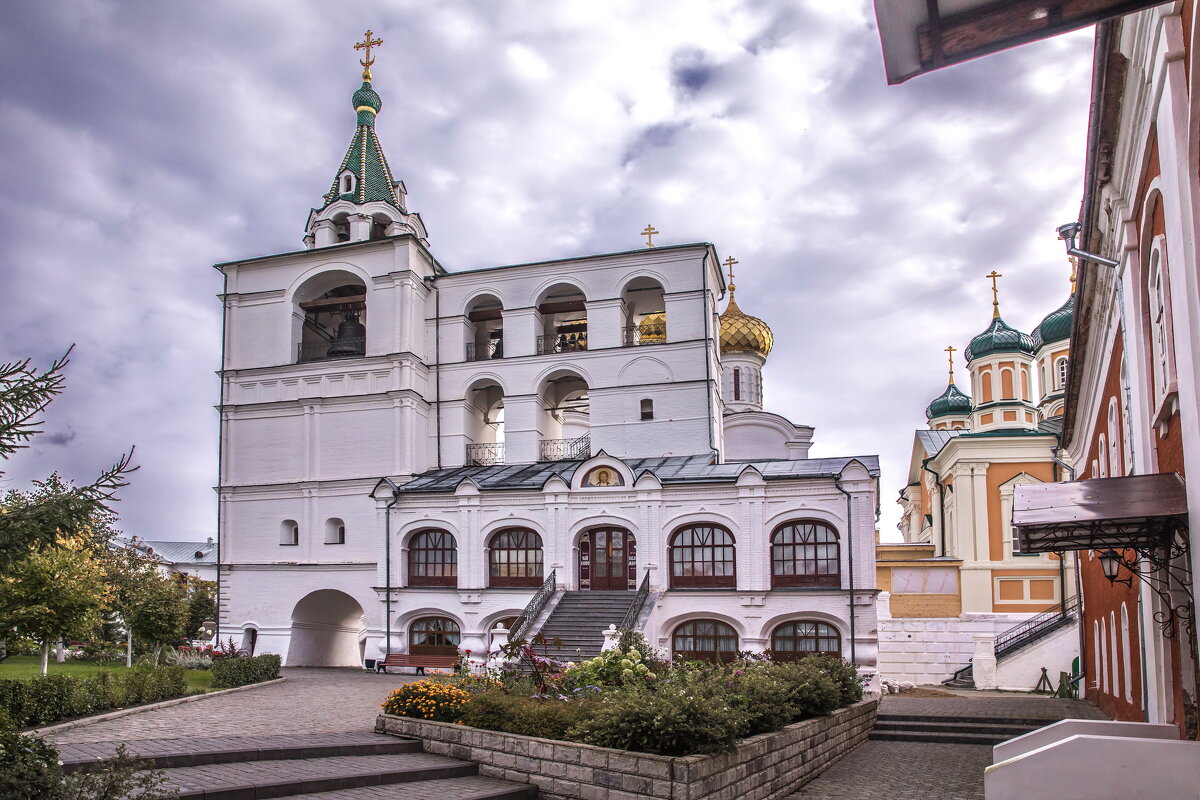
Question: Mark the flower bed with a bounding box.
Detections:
[377,637,874,798]
[378,699,878,800]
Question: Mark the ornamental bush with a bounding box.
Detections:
[210,654,281,689]
[0,666,188,727]
[458,691,594,739]
[381,679,470,722]
[801,653,865,705]
[0,729,173,800]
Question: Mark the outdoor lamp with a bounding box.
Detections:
[1099,550,1124,583]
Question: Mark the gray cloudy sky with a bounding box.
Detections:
[0,1,1093,541]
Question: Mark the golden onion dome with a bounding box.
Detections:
[719,290,773,358]
[637,312,666,344]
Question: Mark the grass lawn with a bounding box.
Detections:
[0,655,214,693]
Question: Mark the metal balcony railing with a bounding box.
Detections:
[465,442,504,466]
[297,338,365,363]
[536,333,588,355]
[465,340,503,362]
[624,324,666,346]
[539,435,591,461]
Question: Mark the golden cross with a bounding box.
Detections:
[723,256,738,291]
[944,345,957,385]
[985,270,1003,318]
[641,224,659,248]
[1069,256,1078,294]
[355,30,384,80]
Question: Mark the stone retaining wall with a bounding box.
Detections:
[376,698,878,800]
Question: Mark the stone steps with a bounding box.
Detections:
[869,714,1042,746]
[58,733,536,800]
[532,591,635,661]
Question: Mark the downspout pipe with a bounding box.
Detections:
[833,473,857,665]
[215,270,229,646]
[921,458,946,558]
[702,254,718,459]
[380,477,402,656]
[424,276,443,469]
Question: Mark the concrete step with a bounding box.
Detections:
[58,732,419,773]
[876,713,1055,728]
[156,752,483,798]
[870,713,1045,746]
[873,720,1036,736]
[288,775,537,799]
[869,730,1015,746]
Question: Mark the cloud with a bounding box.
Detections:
[0,1,1095,540]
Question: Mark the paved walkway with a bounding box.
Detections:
[790,693,1106,799]
[49,668,418,744]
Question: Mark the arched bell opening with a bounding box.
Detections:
[536,283,587,354]
[293,270,367,363]
[464,379,505,466]
[466,294,504,362]
[538,370,590,461]
[620,277,666,346]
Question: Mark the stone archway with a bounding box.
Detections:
[286,589,366,667]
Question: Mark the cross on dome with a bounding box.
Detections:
[354,30,383,81]
[944,345,957,385]
[641,224,659,248]
[986,270,1003,318]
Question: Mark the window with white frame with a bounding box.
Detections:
[1148,246,1169,400]
[1097,435,1108,478]
[1107,398,1122,477]
[1056,357,1068,390]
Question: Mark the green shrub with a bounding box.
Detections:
[801,654,865,705]
[459,691,593,739]
[0,666,189,727]
[728,664,798,735]
[211,654,281,689]
[567,678,752,756]
[767,660,841,719]
[0,731,172,800]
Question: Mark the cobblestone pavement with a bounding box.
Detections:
[880,693,1108,720]
[287,776,533,799]
[790,740,993,800]
[49,668,419,745]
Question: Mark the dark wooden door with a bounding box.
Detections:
[590,528,629,590]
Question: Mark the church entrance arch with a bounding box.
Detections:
[286,589,366,667]
[579,527,635,590]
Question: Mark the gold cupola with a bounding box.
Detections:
[718,257,773,358]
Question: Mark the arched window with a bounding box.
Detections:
[280,520,299,546]
[672,619,738,662]
[408,530,458,587]
[488,528,544,587]
[1107,399,1122,477]
[770,621,841,661]
[1097,435,1108,478]
[980,369,993,403]
[1000,369,1015,399]
[1020,367,1030,401]
[669,525,736,588]
[733,368,742,401]
[325,518,346,545]
[1120,603,1133,703]
[409,617,460,656]
[1056,357,1069,390]
[771,521,840,587]
[1100,616,1109,693]
[640,398,654,420]
[1109,610,1119,699]
[1148,249,1169,398]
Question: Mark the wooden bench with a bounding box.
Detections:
[375,653,459,675]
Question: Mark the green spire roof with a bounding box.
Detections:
[964,317,1035,361]
[320,81,403,211]
[1031,294,1074,350]
[926,383,972,420]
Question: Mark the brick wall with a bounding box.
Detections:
[376,699,878,800]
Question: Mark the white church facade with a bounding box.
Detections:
[215,42,880,676]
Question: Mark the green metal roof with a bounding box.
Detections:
[320,81,403,211]
[965,316,1035,361]
[926,383,972,420]
[1031,294,1074,350]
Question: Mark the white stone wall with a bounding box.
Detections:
[876,613,1050,685]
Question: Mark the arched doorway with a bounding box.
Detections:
[579,527,635,590]
[286,589,366,667]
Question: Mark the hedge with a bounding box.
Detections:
[0,666,187,728]
[211,654,281,689]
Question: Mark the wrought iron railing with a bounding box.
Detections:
[465,443,504,466]
[536,333,588,355]
[619,570,652,632]
[508,569,557,643]
[623,324,666,346]
[994,594,1081,659]
[297,338,365,362]
[465,340,503,361]
[539,435,591,461]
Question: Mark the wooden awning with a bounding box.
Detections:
[873,0,1171,85]
[1013,473,1188,553]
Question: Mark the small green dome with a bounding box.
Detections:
[352,82,382,126]
[965,317,1035,361]
[1031,295,1074,350]
[926,383,973,420]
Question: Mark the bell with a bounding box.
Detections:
[325,312,366,358]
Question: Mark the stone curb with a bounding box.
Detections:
[31,677,287,737]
